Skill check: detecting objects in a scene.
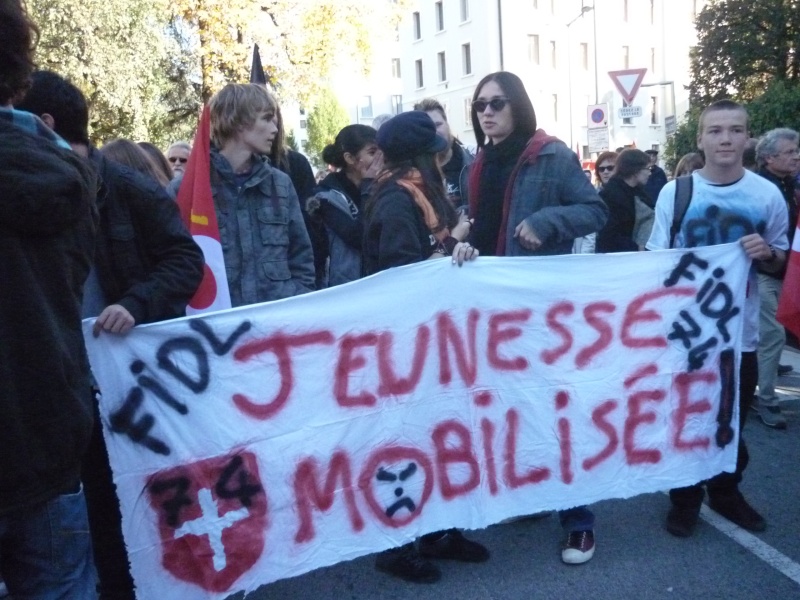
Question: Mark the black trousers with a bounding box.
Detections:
[81,401,136,600]
[669,351,757,508]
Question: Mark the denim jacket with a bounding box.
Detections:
[209,149,315,306]
[504,139,608,257]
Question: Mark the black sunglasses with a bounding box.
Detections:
[168,156,188,164]
[597,165,614,173]
[473,98,509,113]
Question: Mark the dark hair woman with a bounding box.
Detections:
[595,148,654,253]
[306,124,380,287]
[137,141,174,184]
[100,138,170,187]
[467,71,607,566]
[467,71,607,258]
[363,111,484,584]
[265,99,327,288]
[364,111,476,275]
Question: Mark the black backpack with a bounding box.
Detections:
[669,175,694,248]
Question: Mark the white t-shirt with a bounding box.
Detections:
[647,170,789,351]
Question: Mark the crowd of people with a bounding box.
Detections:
[1,0,797,596]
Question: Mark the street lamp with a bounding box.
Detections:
[566,6,593,151]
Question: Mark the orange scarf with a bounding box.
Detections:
[380,168,451,242]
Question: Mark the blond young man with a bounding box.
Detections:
[647,100,789,537]
[186,83,315,305]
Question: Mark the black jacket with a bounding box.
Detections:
[90,150,204,324]
[363,180,436,275]
[0,119,99,514]
[758,167,797,279]
[597,176,650,253]
[277,150,328,289]
[644,164,667,203]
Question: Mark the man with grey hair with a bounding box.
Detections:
[754,127,799,428]
[165,140,191,177]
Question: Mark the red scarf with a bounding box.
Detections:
[467,129,559,255]
[379,169,451,241]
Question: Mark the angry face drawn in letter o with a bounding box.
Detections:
[359,446,434,528]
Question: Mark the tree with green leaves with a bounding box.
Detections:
[305,87,349,168]
[29,0,187,145]
[28,0,409,147]
[690,0,800,105]
[664,110,700,174]
[667,0,800,171]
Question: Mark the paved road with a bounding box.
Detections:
[238,349,800,600]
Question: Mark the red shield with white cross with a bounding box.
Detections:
[146,452,268,592]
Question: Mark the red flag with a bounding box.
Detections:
[176,105,232,314]
[777,214,800,338]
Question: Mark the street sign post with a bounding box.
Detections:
[587,104,608,129]
[608,68,647,104]
[618,105,643,119]
[665,115,677,135]
[587,128,609,153]
[586,104,609,154]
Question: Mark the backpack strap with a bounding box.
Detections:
[670,175,693,248]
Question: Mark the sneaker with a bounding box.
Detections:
[756,404,787,429]
[561,530,595,564]
[375,544,441,584]
[708,491,766,532]
[778,364,793,376]
[418,529,490,563]
[666,504,701,537]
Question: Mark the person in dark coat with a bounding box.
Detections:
[643,148,668,201]
[269,102,328,289]
[18,70,204,600]
[1,3,98,596]
[596,148,654,253]
[364,111,482,584]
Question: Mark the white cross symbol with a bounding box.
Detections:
[174,487,249,571]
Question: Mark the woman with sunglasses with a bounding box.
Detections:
[467,72,606,259]
[594,150,618,189]
[467,71,607,566]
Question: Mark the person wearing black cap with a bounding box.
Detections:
[363,111,476,275]
[363,111,484,584]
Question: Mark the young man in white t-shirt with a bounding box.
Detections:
[647,100,789,538]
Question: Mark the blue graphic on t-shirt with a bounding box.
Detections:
[682,204,766,248]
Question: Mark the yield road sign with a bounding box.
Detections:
[608,68,647,104]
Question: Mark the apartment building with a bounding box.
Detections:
[395,0,705,156]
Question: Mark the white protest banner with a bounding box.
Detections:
[83,244,749,600]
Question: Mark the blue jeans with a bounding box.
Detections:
[0,485,97,599]
[559,506,595,532]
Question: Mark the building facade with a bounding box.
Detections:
[396,0,705,159]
